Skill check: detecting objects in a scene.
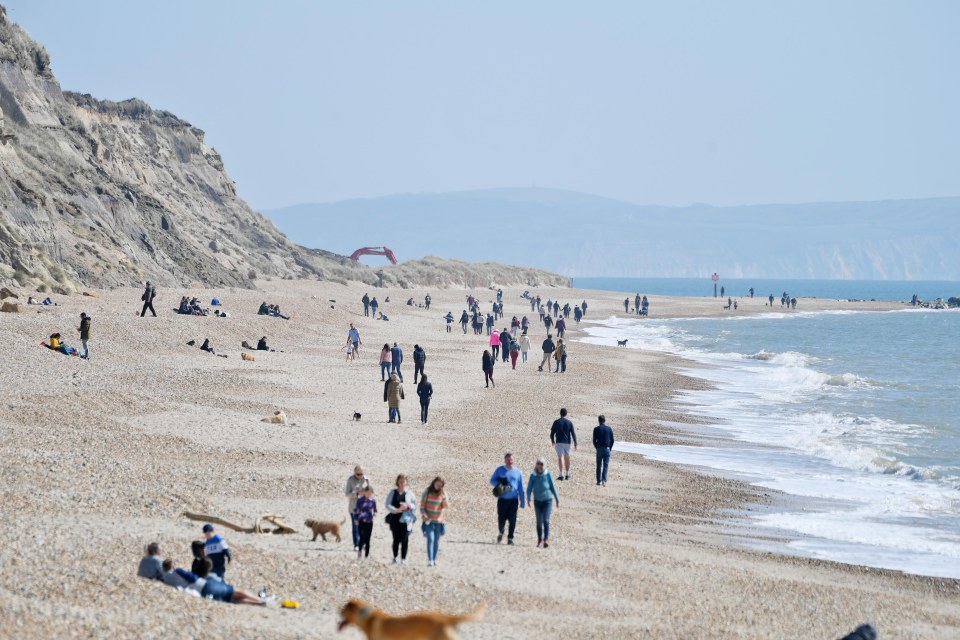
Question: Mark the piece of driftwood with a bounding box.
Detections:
[181,511,297,534]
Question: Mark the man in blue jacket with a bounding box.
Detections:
[202,524,232,579]
[550,408,577,480]
[489,453,525,545]
[390,342,404,382]
[592,415,615,486]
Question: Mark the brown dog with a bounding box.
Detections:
[338,598,485,639]
[241,352,256,361]
[305,517,345,543]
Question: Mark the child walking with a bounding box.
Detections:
[352,486,377,559]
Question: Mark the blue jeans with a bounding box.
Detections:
[389,407,401,422]
[534,499,553,542]
[392,363,403,381]
[423,521,445,562]
[381,362,391,380]
[352,519,360,547]
[596,447,611,484]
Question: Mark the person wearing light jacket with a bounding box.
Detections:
[526,457,559,548]
[386,475,418,565]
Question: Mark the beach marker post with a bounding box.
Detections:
[712,273,719,298]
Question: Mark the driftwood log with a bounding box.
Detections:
[181,511,297,534]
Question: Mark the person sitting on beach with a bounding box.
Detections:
[257,336,269,351]
[178,297,191,314]
[258,301,269,315]
[192,557,266,605]
[200,338,216,355]
[160,558,196,590]
[137,542,164,580]
[406,297,414,306]
[27,296,38,305]
[46,333,79,356]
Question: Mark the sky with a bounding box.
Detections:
[6,1,959,210]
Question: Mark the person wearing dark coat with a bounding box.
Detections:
[416,374,433,424]
[390,343,404,382]
[592,415,615,486]
[482,350,495,388]
[140,282,157,317]
[499,329,511,363]
[412,344,426,382]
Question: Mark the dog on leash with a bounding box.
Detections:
[305,517,345,543]
[262,410,287,424]
[338,599,485,640]
[617,339,628,347]
[352,412,362,421]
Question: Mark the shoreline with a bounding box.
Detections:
[1,282,958,638]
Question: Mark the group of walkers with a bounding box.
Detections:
[623,293,650,316]
[345,466,449,566]
[489,411,616,547]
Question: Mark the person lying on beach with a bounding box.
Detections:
[188,557,267,605]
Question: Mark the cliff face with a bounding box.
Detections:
[0,7,368,292]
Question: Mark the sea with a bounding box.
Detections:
[573,277,960,579]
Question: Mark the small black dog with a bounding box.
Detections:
[617,339,628,347]
[352,412,362,421]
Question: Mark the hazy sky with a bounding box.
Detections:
[6,1,959,210]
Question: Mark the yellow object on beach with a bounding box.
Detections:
[281,600,300,609]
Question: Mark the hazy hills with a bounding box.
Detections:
[266,188,960,280]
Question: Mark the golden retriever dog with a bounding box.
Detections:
[338,598,485,640]
[241,352,256,361]
[261,410,287,424]
[305,517,345,542]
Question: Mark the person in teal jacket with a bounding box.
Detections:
[526,457,560,548]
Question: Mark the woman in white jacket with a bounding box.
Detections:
[385,474,418,565]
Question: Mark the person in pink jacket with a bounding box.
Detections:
[489,331,502,360]
[379,343,392,381]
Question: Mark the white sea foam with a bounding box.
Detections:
[583,314,960,578]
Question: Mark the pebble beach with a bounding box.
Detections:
[1,281,958,639]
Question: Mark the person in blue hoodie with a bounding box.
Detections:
[202,524,232,579]
[390,342,404,382]
[526,458,559,548]
[489,453,525,545]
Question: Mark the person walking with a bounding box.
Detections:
[77,312,91,360]
[519,332,530,363]
[550,408,577,480]
[511,316,520,337]
[390,343,404,381]
[445,311,455,333]
[554,339,567,373]
[526,458,559,548]
[482,350,495,388]
[386,475,418,565]
[412,344,426,382]
[509,338,520,369]
[624,298,630,313]
[384,373,405,423]
[539,335,555,372]
[379,343,392,381]
[490,453,525,545]
[581,300,587,316]
[489,330,501,360]
[416,374,433,424]
[362,293,370,317]
[424,293,431,310]
[348,323,362,357]
[486,313,495,336]
[352,485,377,559]
[555,316,566,339]
[140,281,157,317]
[344,466,370,550]
[370,297,379,318]
[459,310,469,334]
[593,415,615,486]
[420,476,448,566]
[521,316,529,334]
[499,328,511,363]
